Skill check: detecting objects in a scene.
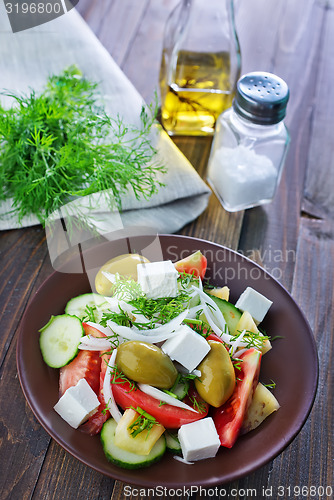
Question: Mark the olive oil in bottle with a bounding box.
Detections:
[159,0,241,136]
[160,50,233,136]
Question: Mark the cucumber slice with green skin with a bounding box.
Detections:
[39,314,84,368]
[206,294,242,335]
[169,376,190,400]
[165,431,182,454]
[65,293,107,321]
[179,277,201,308]
[101,418,166,469]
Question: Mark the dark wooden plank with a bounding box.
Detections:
[32,440,114,500]
[1,1,332,499]
[0,227,47,367]
[119,0,180,102]
[302,7,334,219]
[0,244,56,500]
[77,0,151,68]
[238,0,325,291]
[264,217,334,498]
[0,332,51,500]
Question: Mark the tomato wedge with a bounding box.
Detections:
[112,379,208,428]
[80,323,111,436]
[59,324,101,396]
[174,250,207,279]
[212,348,262,448]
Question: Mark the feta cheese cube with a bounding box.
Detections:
[137,260,178,299]
[53,378,100,429]
[162,324,210,372]
[178,417,220,461]
[235,287,273,324]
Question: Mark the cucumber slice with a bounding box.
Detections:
[65,293,107,321]
[101,418,166,469]
[206,294,242,335]
[179,278,201,308]
[39,314,84,368]
[169,377,189,400]
[165,431,182,454]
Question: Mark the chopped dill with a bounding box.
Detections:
[188,396,207,414]
[263,379,276,390]
[128,407,159,439]
[107,273,144,302]
[82,304,98,323]
[110,364,136,392]
[127,292,191,327]
[162,389,178,399]
[232,329,270,351]
[183,318,210,340]
[100,307,133,328]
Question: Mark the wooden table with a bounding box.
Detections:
[1,0,333,498]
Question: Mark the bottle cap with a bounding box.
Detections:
[233,72,289,125]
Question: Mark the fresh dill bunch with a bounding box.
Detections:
[0,65,166,225]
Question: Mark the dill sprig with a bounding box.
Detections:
[263,379,276,389]
[82,304,98,323]
[128,292,191,327]
[100,273,194,329]
[231,329,270,351]
[107,273,144,302]
[110,364,136,392]
[188,395,207,414]
[128,407,159,439]
[0,65,165,226]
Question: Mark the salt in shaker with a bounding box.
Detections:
[207,72,290,211]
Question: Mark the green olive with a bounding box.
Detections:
[116,341,178,389]
[195,340,235,407]
[95,253,149,296]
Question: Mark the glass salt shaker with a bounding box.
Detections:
[207,72,290,211]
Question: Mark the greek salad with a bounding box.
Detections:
[39,250,280,469]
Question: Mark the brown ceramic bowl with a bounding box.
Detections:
[16,234,318,487]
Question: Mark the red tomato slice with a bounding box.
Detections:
[59,350,101,397]
[174,250,207,280]
[112,379,208,428]
[206,332,224,343]
[59,323,103,397]
[212,348,262,448]
[80,323,111,435]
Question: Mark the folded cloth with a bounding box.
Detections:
[0,4,210,234]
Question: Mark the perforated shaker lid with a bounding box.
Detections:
[233,72,289,125]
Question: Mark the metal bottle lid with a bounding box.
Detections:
[233,72,289,125]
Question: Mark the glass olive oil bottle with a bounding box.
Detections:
[159,0,241,136]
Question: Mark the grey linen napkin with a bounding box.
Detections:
[0,5,211,234]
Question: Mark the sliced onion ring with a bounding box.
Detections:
[78,335,112,351]
[194,287,228,331]
[103,348,122,423]
[85,321,113,337]
[107,310,189,343]
[137,383,198,413]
